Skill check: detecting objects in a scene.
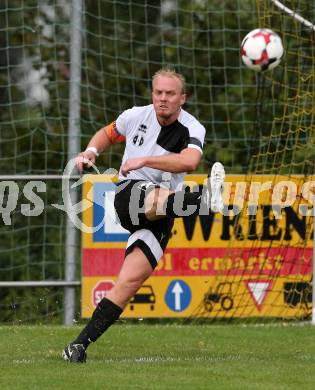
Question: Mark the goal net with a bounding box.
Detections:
[193,0,315,321]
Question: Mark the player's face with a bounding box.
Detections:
[152,76,186,125]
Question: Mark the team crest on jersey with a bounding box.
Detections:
[133,123,147,146]
[138,124,147,133]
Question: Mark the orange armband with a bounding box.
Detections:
[102,121,125,144]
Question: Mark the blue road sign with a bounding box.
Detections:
[165,280,191,312]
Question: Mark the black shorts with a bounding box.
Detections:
[114,180,174,269]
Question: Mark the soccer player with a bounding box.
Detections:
[62,68,225,363]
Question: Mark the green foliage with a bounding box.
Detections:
[0,2,260,325]
[82,0,259,172]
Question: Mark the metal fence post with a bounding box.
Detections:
[64,0,83,325]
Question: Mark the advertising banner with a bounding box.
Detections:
[81,174,313,318]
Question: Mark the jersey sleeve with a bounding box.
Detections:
[187,122,206,154]
[102,121,125,144]
[115,109,129,136]
[101,108,133,144]
[115,107,140,136]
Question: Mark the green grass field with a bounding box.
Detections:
[1,323,315,390]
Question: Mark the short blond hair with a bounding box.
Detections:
[152,68,186,94]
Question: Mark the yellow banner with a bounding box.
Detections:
[82,275,312,318]
[81,174,314,318]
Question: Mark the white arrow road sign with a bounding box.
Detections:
[172,282,184,310]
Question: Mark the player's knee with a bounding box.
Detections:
[144,189,158,213]
[145,188,172,217]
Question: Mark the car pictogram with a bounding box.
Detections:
[129,285,156,311]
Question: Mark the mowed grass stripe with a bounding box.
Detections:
[1,323,315,390]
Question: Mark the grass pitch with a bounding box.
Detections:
[1,322,315,390]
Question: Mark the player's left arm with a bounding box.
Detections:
[120,147,202,177]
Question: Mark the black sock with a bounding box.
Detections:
[72,297,123,349]
[165,191,202,218]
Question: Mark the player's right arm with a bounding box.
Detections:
[75,121,125,171]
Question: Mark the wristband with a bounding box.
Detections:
[85,146,99,157]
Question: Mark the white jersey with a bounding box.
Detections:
[116,104,205,190]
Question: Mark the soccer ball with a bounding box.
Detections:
[240,28,284,72]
